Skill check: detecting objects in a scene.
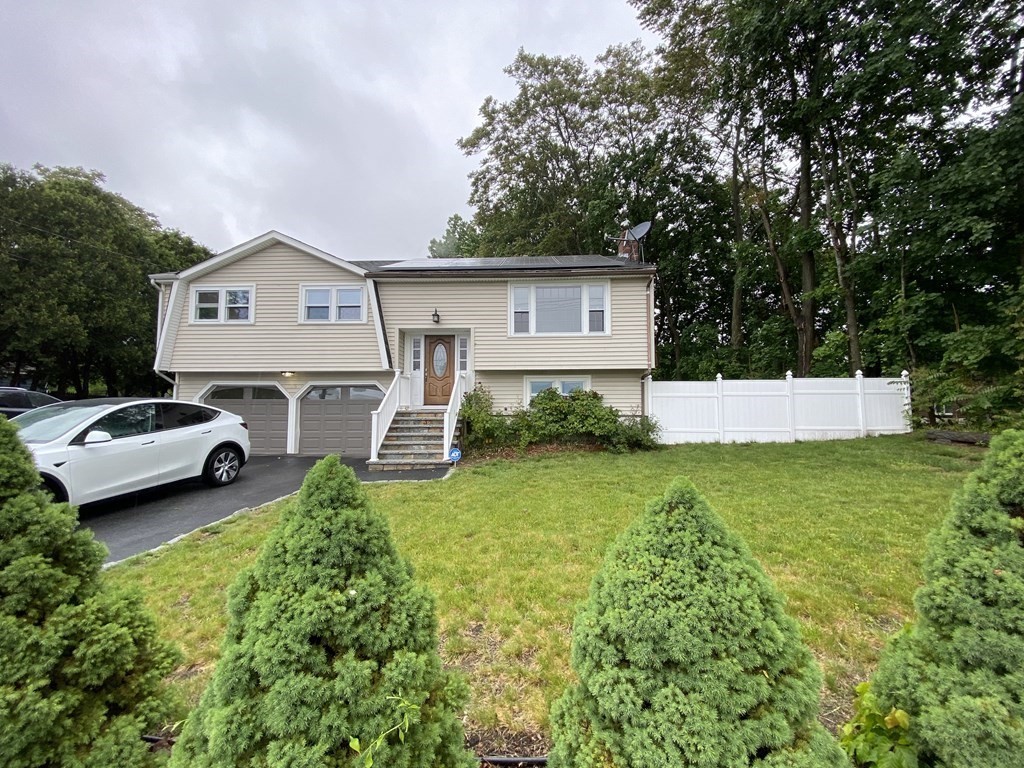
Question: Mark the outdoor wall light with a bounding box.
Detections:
[280,371,295,377]
[431,309,440,324]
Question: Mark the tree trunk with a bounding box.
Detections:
[840,265,862,374]
[730,133,745,350]
[11,353,23,388]
[817,132,863,374]
[797,128,817,377]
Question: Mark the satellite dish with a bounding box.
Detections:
[628,221,651,241]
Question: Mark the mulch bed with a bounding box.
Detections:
[467,724,550,761]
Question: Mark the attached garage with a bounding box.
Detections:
[204,385,289,455]
[299,385,383,457]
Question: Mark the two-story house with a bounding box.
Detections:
[151,231,656,468]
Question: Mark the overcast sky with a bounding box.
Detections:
[1,1,656,260]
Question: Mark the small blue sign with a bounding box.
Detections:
[448,447,462,463]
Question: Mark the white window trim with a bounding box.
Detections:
[524,375,592,403]
[299,284,367,324]
[411,336,422,372]
[190,285,255,324]
[508,281,610,336]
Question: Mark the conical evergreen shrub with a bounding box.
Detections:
[170,455,475,768]
[549,477,847,768]
[869,429,1024,767]
[0,417,179,768]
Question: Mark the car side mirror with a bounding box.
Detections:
[84,430,113,445]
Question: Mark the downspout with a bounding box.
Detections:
[646,274,655,371]
[150,278,166,341]
[643,275,656,416]
[149,277,176,395]
[154,369,177,398]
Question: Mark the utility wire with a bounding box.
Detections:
[0,212,163,265]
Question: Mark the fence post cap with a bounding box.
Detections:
[901,370,910,378]
[855,369,863,378]
[716,373,723,381]
[785,370,793,380]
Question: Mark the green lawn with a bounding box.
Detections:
[104,433,981,741]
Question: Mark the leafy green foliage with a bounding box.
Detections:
[0,417,179,767]
[549,477,848,768]
[459,386,514,450]
[461,386,659,453]
[840,682,916,768]
[427,214,481,258]
[868,429,1024,767]
[446,1,1022,405]
[169,456,475,768]
[0,164,213,396]
[348,695,419,767]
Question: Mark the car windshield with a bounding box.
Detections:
[10,403,113,443]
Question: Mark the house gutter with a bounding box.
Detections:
[366,267,656,280]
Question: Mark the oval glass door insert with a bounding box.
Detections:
[432,344,448,377]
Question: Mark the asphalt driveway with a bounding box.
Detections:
[81,455,449,565]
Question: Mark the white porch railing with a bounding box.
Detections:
[370,370,402,461]
[442,372,468,460]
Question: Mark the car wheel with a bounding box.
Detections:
[204,446,242,487]
[40,478,67,503]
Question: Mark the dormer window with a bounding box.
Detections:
[192,287,253,323]
[300,285,366,323]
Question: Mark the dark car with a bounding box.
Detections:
[0,387,61,418]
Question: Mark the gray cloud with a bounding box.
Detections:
[0,0,654,259]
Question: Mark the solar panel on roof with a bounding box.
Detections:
[377,255,641,271]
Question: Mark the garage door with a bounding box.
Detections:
[299,385,384,456]
[204,385,288,455]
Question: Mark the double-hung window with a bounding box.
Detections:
[301,285,366,323]
[510,283,608,335]
[192,287,253,323]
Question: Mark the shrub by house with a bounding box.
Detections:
[461,386,658,453]
[0,417,179,768]
[549,477,847,768]
[170,455,475,767]
[865,429,1024,767]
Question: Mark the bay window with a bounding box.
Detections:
[510,283,608,335]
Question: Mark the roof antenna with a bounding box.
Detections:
[606,220,652,263]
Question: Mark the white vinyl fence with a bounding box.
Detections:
[647,371,911,444]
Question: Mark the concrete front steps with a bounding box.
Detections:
[366,409,460,472]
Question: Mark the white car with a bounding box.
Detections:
[11,398,251,505]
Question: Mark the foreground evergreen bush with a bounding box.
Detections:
[171,455,474,767]
[865,429,1024,768]
[0,417,179,768]
[549,477,847,768]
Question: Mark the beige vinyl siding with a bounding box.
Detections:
[178,371,391,402]
[476,370,644,413]
[169,244,382,372]
[377,276,651,371]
